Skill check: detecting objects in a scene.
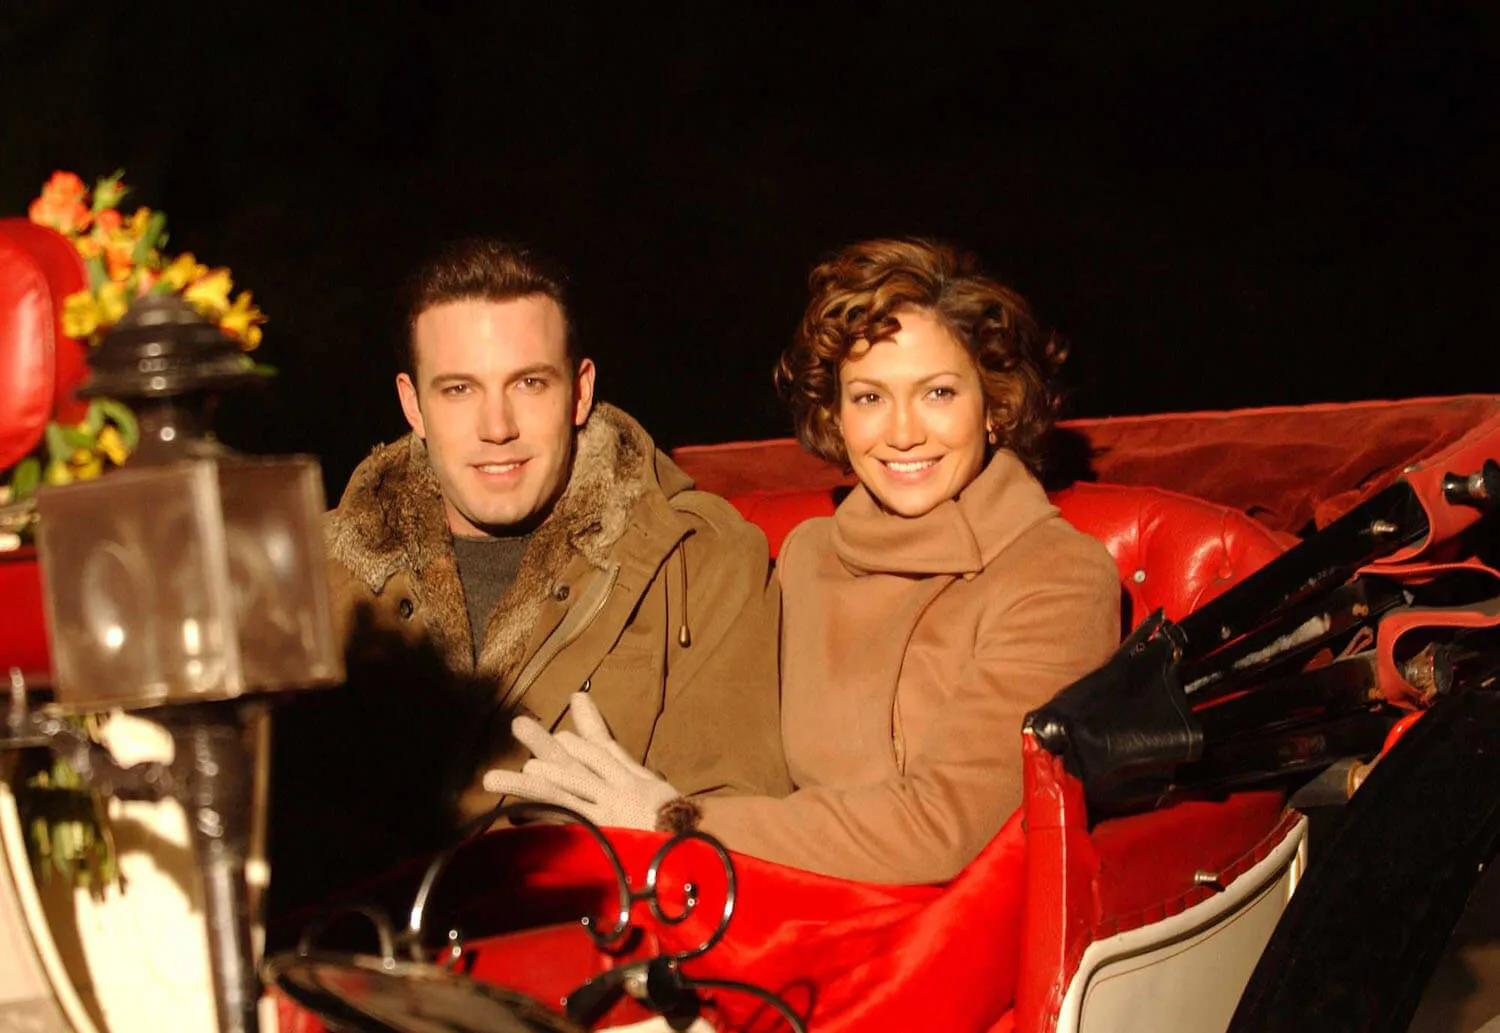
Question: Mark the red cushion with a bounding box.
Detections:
[0,552,51,681]
[728,487,837,557]
[0,219,90,425]
[1052,482,1290,628]
[0,238,56,470]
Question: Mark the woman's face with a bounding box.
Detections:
[837,306,990,518]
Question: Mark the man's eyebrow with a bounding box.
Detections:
[426,371,478,390]
[507,363,568,383]
[425,364,568,390]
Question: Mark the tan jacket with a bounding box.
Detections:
[270,405,790,920]
[701,451,1120,884]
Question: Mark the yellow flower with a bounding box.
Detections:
[97,425,130,466]
[43,459,72,486]
[127,207,153,239]
[161,253,207,291]
[220,291,266,351]
[61,291,100,339]
[97,282,130,326]
[184,268,233,318]
[68,449,103,480]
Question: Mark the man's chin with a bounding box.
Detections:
[457,498,552,537]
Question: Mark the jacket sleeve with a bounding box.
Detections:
[643,492,794,800]
[699,536,1119,884]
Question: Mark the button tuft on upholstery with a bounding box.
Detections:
[553,583,570,602]
[1132,569,1147,583]
[397,598,414,620]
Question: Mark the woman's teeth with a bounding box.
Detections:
[884,459,936,473]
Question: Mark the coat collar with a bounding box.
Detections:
[325,402,689,678]
[830,450,1058,576]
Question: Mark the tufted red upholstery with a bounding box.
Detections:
[729,480,1289,632]
[1050,482,1290,628]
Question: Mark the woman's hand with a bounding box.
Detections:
[482,692,691,831]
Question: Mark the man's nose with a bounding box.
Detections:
[887,399,925,450]
[479,393,519,442]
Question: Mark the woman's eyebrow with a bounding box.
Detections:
[844,371,963,390]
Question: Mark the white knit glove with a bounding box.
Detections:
[482,692,689,831]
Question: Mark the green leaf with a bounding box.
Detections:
[44,422,72,463]
[10,457,40,501]
[131,211,168,262]
[85,255,108,293]
[82,401,105,436]
[58,425,95,451]
[92,169,128,211]
[98,399,139,450]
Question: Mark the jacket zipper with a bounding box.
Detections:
[499,562,621,711]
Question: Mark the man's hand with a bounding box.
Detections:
[483,692,686,831]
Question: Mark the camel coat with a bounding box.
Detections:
[700,450,1120,884]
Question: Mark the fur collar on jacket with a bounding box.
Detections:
[325,402,666,679]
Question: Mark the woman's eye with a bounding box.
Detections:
[927,385,956,401]
[850,392,881,406]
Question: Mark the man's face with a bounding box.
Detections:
[397,296,595,537]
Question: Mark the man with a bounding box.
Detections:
[270,240,788,921]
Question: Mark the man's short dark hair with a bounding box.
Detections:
[399,239,578,376]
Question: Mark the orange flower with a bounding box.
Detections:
[94,208,123,236]
[28,172,93,234]
[29,200,90,235]
[103,239,135,282]
[40,171,87,205]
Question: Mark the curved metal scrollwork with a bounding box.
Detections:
[643,829,736,962]
[295,800,806,1032]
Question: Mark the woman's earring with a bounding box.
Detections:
[987,426,998,446]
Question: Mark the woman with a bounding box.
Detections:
[484,238,1120,885]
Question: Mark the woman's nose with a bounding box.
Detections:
[887,400,925,449]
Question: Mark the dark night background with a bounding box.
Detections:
[3,3,1495,500]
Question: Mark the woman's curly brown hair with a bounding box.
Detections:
[775,238,1068,475]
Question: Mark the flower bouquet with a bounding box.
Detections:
[1,170,269,546]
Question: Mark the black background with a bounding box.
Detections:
[4,2,1495,499]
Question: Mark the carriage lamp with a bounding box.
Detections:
[34,293,340,709]
[20,292,343,1033]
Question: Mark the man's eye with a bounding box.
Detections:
[517,376,549,392]
[441,383,471,397]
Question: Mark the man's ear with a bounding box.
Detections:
[572,358,597,428]
[396,372,426,440]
